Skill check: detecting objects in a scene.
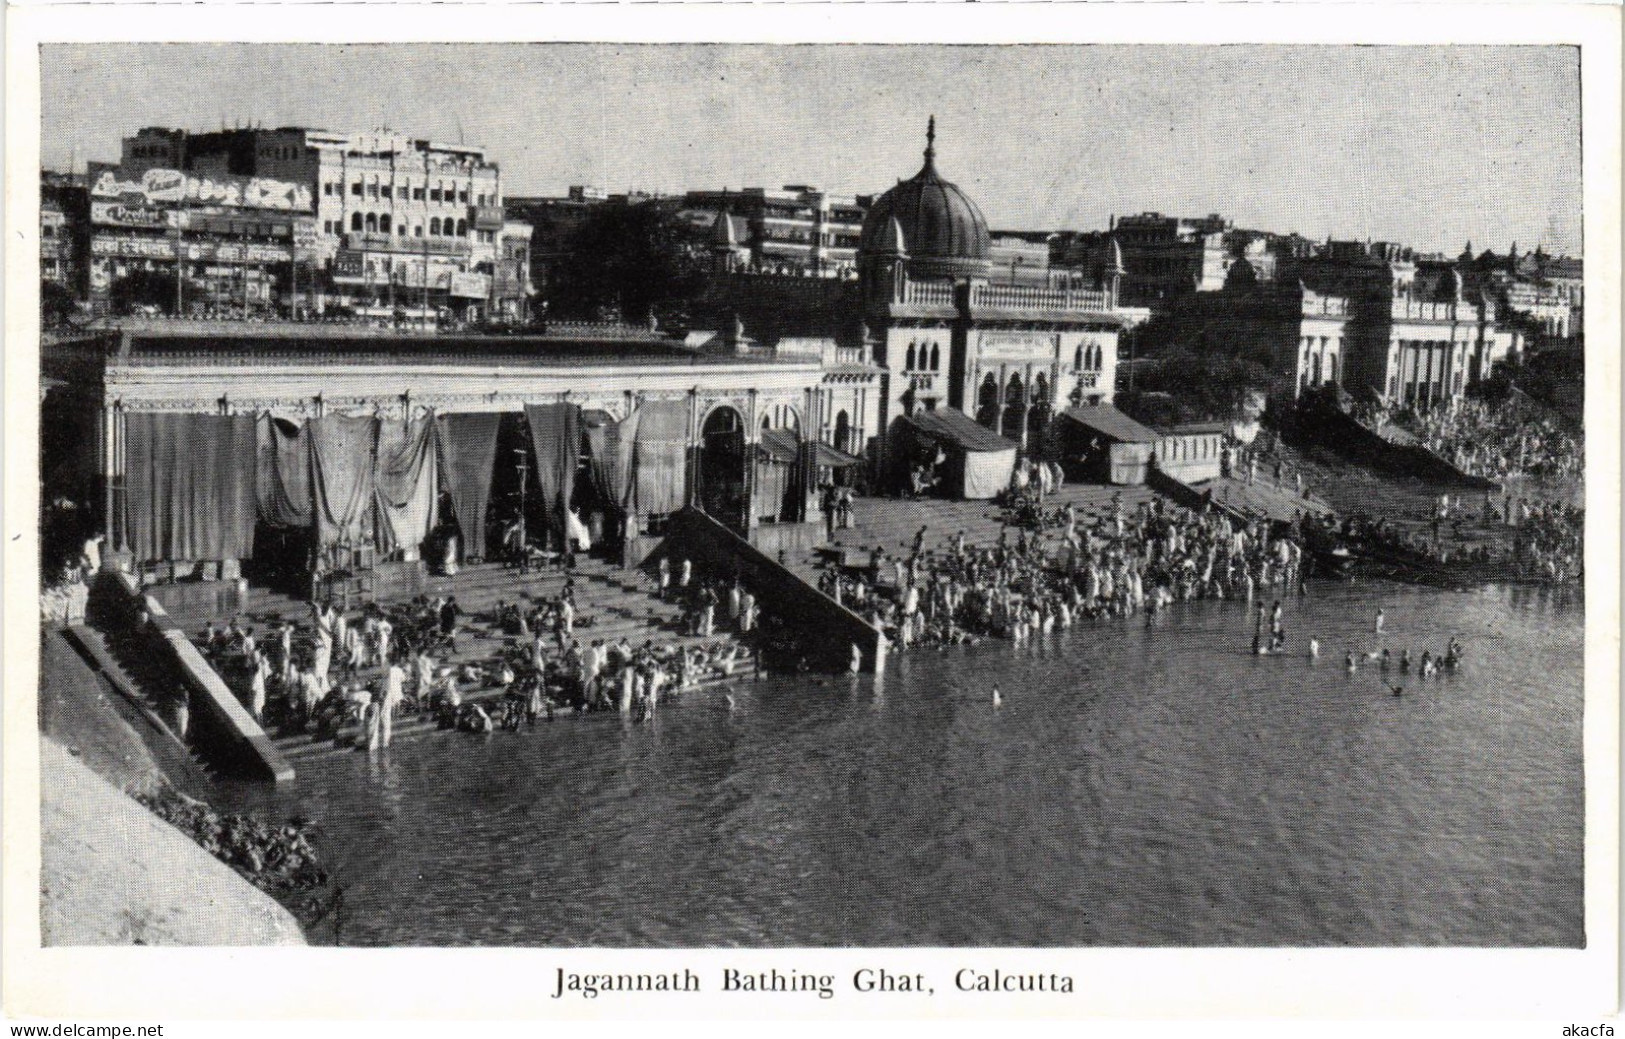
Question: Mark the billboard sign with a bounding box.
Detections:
[90,200,178,229]
[91,167,314,212]
[91,234,291,264]
[450,272,490,299]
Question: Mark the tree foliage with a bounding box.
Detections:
[1117,348,1283,426]
[109,267,178,315]
[544,202,708,324]
[40,280,79,327]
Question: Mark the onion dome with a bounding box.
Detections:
[709,209,738,249]
[875,215,908,256]
[859,117,991,280]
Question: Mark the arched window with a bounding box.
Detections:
[1075,345,1085,371]
[379,214,391,235]
[929,343,941,371]
[351,212,363,232]
[456,219,468,237]
[977,373,1001,429]
[430,217,441,236]
[906,342,917,370]
[364,213,378,233]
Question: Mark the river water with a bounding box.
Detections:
[221,579,1584,947]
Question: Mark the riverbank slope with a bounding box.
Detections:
[36,632,306,946]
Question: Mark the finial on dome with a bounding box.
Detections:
[924,115,936,169]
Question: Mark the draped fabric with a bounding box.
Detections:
[613,409,641,510]
[523,403,581,539]
[584,417,627,515]
[254,415,313,528]
[374,415,439,555]
[309,414,378,549]
[436,413,501,561]
[960,447,1018,500]
[755,457,793,522]
[630,398,689,515]
[124,413,257,562]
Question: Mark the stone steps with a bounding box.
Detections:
[795,485,1165,580]
[164,555,761,767]
[269,663,760,763]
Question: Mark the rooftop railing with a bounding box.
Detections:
[969,283,1110,312]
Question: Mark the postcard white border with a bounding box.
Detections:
[4,2,1620,1026]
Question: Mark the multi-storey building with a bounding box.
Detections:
[83,160,317,317]
[1101,211,1233,305]
[682,185,865,275]
[1053,216,1288,310]
[41,170,89,296]
[114,126,530,321]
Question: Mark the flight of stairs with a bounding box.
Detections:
[160,557,759,767]
[787,483,1165,583]
[59,624,218,784]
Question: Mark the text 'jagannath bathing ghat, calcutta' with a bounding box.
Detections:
[39,120,1584,947]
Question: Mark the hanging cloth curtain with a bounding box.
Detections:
[309,413,378,549]
[436,412,501,561]
[374,414,439,556]
[523,403,582,542]
[630,398,689,515]
[613,408,641,511]
[583,417,622,512]
[255,414,312,528]
[124,413,257,563]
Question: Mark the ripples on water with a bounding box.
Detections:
[221,580,1584,948]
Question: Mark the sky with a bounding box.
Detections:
[40,43,1582,256]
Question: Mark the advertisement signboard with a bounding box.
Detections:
[90,200,178,229]
[90,166,314,212]
[450,272,491,298]
[91,234,292,264]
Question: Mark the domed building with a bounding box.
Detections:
[857,119,1148,489]
[858,119,993,285]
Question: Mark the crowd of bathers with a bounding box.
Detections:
[199,562,757,748]
[1301,490,1583,582]
[1397,396,1582,481]
[816,493,1309,652]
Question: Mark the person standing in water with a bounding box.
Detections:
[1375,608,1386,634]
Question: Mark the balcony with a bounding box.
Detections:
[970,283,1110,312]
[1303,296,1349,317]
[903,281,955,306]
[1391,299,1472,322]
[344,232,470,256]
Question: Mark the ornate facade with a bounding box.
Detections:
[857,120,1149,457]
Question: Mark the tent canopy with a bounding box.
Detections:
[903,408,1017,500]
[758,428,865,468]
[904,408,1019,454]
[1057,404,1160,445]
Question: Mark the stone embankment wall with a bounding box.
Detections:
[1296,404,1500,490]
[665,508,888,672]
[38,738,305,946]
[97,571,294,783]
